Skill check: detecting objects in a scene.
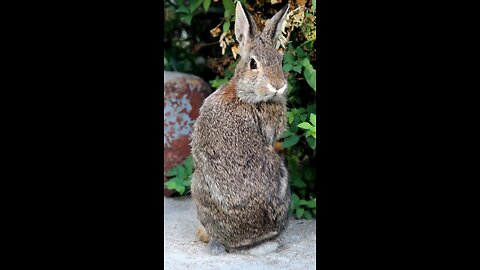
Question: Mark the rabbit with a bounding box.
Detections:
[190,2,291,255]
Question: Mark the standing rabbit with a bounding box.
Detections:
[190,2,290,255]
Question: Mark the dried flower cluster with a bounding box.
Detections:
[219,30,236,56]
[210,2,316,60]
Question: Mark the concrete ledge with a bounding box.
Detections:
[164,196,316,270]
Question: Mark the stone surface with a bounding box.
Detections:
[164,196,317,270]
[164,71,212,196]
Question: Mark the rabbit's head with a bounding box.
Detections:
[233,2,289,104]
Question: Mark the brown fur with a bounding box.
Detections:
[190,2,290,253]
[196,225,210,243]
[220,80,238,101]
[191,86,290,249]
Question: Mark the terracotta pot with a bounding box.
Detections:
[164,71,212,196]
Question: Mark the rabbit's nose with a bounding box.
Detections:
[272,79,286,90]
[267,81,287,94]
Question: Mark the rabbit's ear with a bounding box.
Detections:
[235,2,258,55]
[261,4,289,45]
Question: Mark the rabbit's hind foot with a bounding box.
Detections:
[206,238,226,255]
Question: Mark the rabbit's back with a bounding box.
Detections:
[190,81,290,248]
[191,81,281,198]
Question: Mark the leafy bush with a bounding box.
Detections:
[164,156,193,195]
[164,0,317,219]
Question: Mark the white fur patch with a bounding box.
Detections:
[266,83,277,93]
[277,83,287,94]
[266,83,287,94]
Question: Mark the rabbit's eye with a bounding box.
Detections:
[250,59,257,70]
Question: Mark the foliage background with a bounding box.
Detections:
[164,0,317,219]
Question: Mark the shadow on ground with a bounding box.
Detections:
[164,196,316,270]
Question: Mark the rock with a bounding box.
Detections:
[164,71,212,196]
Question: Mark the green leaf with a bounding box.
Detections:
[290,192,300,210]
[181,14,193,25]
[307,136,316,149]
[164,181,177,190]
[309,113,316,126]
[298,122,313,130]
[300,57,310,67]
[184,176,192,186]
[282,135,300,148]
[190,0,203,13]
[177,6,190,14]
[177,185,186,195]
[304,64,316,91]
[177,166,186,180]
[294,108,307,115]
[307,104,316,115]
[295,46,307,59]
[299,114,307,122]
[295,207,305,219]
[284,53,295,64]
[303,211,313,220]
[287,111,294,124]
[292,178,307,188]
[169,176,184,184]
[222,20,230,33]
[165,166,178,177]
[306,199,316,209]
[298,199,308,206]
[224,68,234,79]
[283,63,292,72]
[312,0,316,13]
[203,0,211,12]
[165,175,189,195]
[291,193,300,204]
[290,116,300,133]
[224,9,232,19]
[280,130,293,138]
[228,58,240,69]
[292,64,302,74]
[184,156,193,176]
[222,0,235,18]
[210,77,229,89]
[312,208,316,215]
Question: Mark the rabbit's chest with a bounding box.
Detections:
[256,109,285,145]
[262,124,276,144]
